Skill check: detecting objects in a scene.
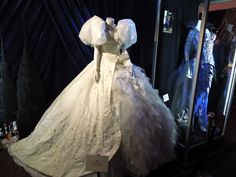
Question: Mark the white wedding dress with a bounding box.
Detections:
[8,16,177,177]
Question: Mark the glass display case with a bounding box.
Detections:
[152,0,236,166]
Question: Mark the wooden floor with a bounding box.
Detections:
[1,104,235,177]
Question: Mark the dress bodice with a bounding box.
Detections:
[100,39,120,55]
[184,28,216,66]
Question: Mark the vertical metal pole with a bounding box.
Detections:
[223,50,236,135]
[151,0,162,88]
[185,0,210,145]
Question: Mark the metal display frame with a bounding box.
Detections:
[223,50,236,135]
[151,0,236,167]
[151,0,162,87]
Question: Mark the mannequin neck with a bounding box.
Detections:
[195,20,210,35]
[195,20,201,31]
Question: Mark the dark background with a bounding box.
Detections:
[0,0,200,136]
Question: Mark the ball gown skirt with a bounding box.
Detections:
[8,52,176,177]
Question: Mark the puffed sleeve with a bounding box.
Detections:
[79,16,107,46]
[115,19,137,49]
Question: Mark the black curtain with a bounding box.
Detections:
[0,0,156,108]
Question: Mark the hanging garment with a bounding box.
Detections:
[171,21,216,132]
[8,16,177,177]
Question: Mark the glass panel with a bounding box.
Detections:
[206,9,236,136]
[170,19,209,144]
[159,0,210,145]
[155,1,236,146]
[168,11,211,145]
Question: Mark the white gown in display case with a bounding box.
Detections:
[8,16,177,177]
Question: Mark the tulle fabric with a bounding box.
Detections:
[111,63,177,176]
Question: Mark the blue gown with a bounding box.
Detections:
[171,27,216,132]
